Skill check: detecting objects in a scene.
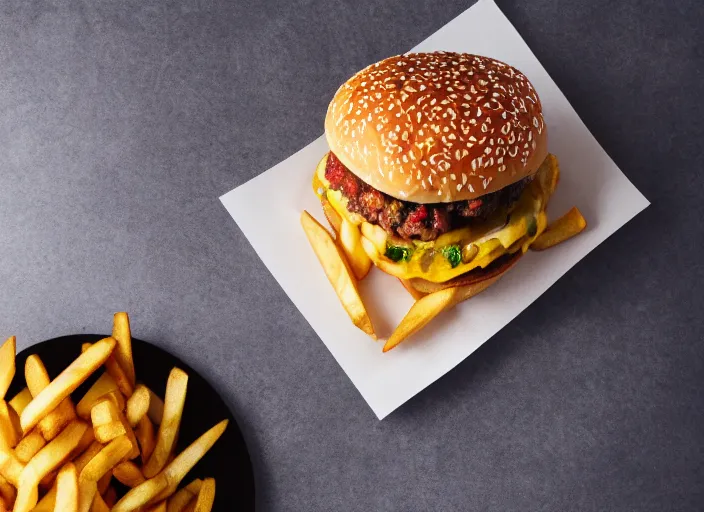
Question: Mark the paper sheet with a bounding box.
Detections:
[220,0,649,419]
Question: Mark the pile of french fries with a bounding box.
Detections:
[0,313,227,512]
[302,154,587,351]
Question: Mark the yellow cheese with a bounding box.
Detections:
[312,152,555,283]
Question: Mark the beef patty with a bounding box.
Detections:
[324,152,532,241]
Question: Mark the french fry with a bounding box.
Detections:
[146,389,165,425]
[339,220,372,280]
[151,420,228,503]
[90,399,138,460]
[143,369,188,478]
[90,399,121,427]
[76,373,120,419]
[104,355,134,398]
[102,485,117,507]
[191,477,215,512]
[135,416,156,463]
[114,420,228,511]
[166,479,202,512]
[0,402,20,448]
[14,430,47,463]
[73,442,103,475]
[0,337,15,401]
[20,339,115,434]
[0,496,6,512]
[112,461,145,488]
[0,476,15,508]
[530,206,587,251]
[89,492,110,512]
[96,472,111,495]
[72,424,96,459]
[77,436,132,512]
[54,463,78,512]
[126,385,150,427]
[0,450,23,487]
[93,423,126,443]
[8,389,32,417]
[384,274,503,352]
[320,196,342,234]
[24,354,78,441]
[110,473,168,512]
[146,501,167,512]
[13,419,87,512]
[301,210,376,338]
[112,312,136,389]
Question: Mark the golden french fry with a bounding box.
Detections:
[339,220,372,280]
[0,448,24,485]
[126,384,150,427]
[143,369,188,478]
[24,356,78,441]
[166,479,202,512]
[77,435,132,512]
[321,196,342,234]
[146,388,165,425]
[14,430,46,463]
[8,388,32,417]
[21,338,116,434]
[0,496,6,512]
[105,355,133,398]
[102,485,117,507]
[110,473,168,512]
[112,461,145,488]
[192,478,215,512]
[301,210,376,338]
[398,278,427,300]
[114,420,227,511]
[90,399,138,460]
[151,419,228,503]
[76,373,119,420]
[0,337,15,401]
[535,153,560,204]
[146,501,167,512]
[29,482,55,511]
[13,419,87,512]
[71,425,96,459]
[530,206,587,251]
[54,463,78,512]
[96,472,111,495]
[112,312,136,388]
[93,422,127,443]
[0,476,15,508]
[73,442,103,475]
[136,416,156,463]
[0,401,20,448]
[384,275,502,352]
[89,492,109,512]
[90,399,120,427]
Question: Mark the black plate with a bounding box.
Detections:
[7,334,255,510]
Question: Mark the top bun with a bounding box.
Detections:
[325,52,547,203]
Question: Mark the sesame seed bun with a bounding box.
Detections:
[325,52,548,203]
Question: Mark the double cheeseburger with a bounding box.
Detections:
[313,52,559,296]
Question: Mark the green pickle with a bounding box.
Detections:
[385,243,412,262]
[440,245,462,268]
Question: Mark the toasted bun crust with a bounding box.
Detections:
[406,250,523,294]
[325,52,547,203]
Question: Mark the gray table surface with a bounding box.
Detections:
[1,0,702,510]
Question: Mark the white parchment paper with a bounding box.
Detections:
[220,0,649,419]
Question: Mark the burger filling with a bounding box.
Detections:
[324,152,531,242]
[314,152,557,283]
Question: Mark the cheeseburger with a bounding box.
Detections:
[313,52,558,295]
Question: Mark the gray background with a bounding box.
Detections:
[1,0,702,510]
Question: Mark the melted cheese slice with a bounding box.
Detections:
[313,153,555,283]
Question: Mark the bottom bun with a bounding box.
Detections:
[405,250,523,294]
